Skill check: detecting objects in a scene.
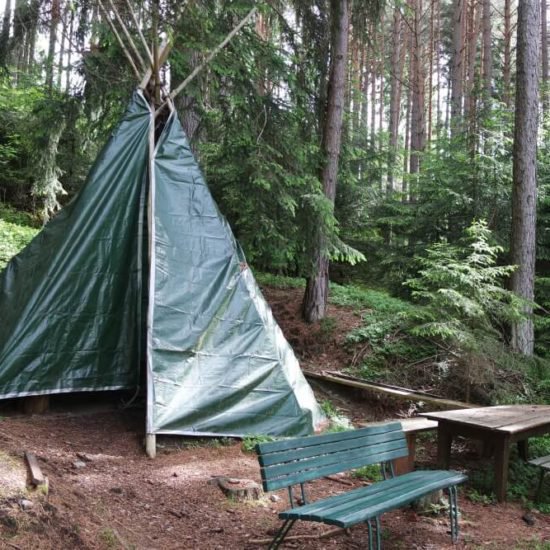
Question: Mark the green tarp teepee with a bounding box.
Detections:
[0,91,324,448]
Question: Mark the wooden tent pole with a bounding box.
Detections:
[98,0,141,80]
[106,0,147,72]
[145,88,157,459]
[124,0,155,68]
[155,7,256,115]
[139,37,170,90]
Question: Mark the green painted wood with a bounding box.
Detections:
[280,471,467,527]
[261,438,407,481]
[279,470,431,517]
[261,447,408,491]
[332,473,467,527]
[318,471,463,524]
[256,422,403,455]
[258,429,406,467]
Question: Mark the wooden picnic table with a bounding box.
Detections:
[420,405,550,502]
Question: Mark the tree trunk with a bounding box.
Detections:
[510,0,540,356]
[481,0,492,105]
[410,0,426,179]
[463,0,480,123]
[503,0,512,108]
[450,0,465,135]
[0,0,12,66]
[302,0,349,323]
[46,0,61,91]
[387,6,404,193]
[542,0,549,113]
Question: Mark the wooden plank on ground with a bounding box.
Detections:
[24,452,45,486]
[304,370,474,409]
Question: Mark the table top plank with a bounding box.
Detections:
[420,405,550,434]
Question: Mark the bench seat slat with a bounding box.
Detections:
[302,471,463,523]
[258,430,406,467]
[261,447,408,491]
[256,422,403,455]
[261,438,407,480]
[280,470,467,528]
[279,470,431,516]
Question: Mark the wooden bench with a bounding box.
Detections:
[528,454,550,501]
[255,422,467,549]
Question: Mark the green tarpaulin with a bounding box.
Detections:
[0,91,324,439]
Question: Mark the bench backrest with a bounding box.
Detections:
[255,422,408,492]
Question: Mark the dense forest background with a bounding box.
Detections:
[0,0,549,405]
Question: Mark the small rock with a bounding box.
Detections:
[172,472,178,477]
[72,460,86,469]
[110,487,123,494]
[270,494,281,502]
[76,452,92,463]
[523,512,536,526]
[19,499,34,510]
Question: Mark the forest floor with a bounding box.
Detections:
[0,285,549,549]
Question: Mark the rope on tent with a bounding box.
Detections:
[155,7,257,116]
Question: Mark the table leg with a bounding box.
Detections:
[437,426,453,469]
[494,436,511,502]
[394,433,416,475]
[517,440,528,461]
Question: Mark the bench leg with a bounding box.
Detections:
[448,485,459,543]
[366,518,381,550]
[268,519,296,550]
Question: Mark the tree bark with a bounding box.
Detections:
[410,0,426,178]
[387,6,404,193]
[450,0,465,135]
[0,0,12,67]
[302,0,349,323]
[46,0,61,91]
[503,0,512,108]
[510,0,540,356]
[542,0,549,113]
[481,0,492,104]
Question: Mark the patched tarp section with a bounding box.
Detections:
[148,113,324,437]
[0,92,151,397]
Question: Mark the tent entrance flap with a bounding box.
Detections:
[147,112,324,438]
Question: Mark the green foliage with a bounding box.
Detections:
[351,464,383,482]
[405,220,522,350]
[467,488,495,505]
[320,399,353,431]
[241,434,275,453]
[402,221,526,397]
[0,204,39,270]
[255,272,305,289]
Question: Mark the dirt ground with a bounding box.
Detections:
[0,285,549,549]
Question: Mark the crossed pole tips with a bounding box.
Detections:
[96,1,257,115]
